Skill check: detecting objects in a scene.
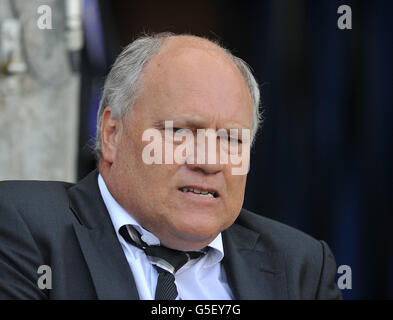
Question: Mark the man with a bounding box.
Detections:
[0,33,342,299]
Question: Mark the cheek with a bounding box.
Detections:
[118,129,158,172]
[226,175,247,206]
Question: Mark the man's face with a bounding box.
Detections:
[105,43,253,251]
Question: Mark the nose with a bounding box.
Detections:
[185,130,224,174]
[185,157,224,174]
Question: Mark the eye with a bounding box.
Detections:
[221,136,242,144]
[229,136,242,144]
[164,127,183,133]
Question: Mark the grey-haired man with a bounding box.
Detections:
[0,33,341,300]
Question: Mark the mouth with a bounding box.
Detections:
[178,186,219,199]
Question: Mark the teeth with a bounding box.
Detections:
[199,193,214,198]
[180,187,215,198]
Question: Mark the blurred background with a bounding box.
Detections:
[0,0,392,299]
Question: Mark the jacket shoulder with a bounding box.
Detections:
[237,208,322,253]
[0,179,75,227]
[0,179,74,205]
[235,208,341,299]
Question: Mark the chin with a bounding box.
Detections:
[172,221,221,244]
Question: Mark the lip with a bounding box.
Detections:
[177,188,220,203]
[178,185,220,198]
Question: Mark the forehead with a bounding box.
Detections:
[135,39,253,128]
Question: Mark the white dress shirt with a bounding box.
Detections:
[98,174,234,300]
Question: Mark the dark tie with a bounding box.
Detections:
[119,224,207,300]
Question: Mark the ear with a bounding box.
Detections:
[100,106,122,164]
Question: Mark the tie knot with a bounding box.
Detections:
[119,225,207,273]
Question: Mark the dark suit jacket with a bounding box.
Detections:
[0,169,342,299]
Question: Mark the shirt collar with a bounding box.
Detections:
[97,173,224,266]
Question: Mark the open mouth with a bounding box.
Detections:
[178,187,218,199]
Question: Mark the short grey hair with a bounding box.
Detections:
[95,32,262,159]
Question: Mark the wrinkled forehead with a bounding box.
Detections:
[135,37,253,126]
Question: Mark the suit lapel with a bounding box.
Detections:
[222,223,288,299]
[68,170,139,300]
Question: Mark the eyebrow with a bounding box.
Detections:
[153,117,249,130]
[153,117,207,129]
